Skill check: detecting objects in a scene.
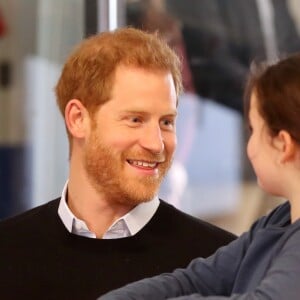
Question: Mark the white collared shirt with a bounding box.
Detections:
[58,182,160,239]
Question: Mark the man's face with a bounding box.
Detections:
[84,65,177,206]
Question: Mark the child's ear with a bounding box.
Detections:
[65,99,90,139]
[273,130,297,163]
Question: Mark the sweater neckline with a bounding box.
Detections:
[45,198,165,245]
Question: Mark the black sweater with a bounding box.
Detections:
[0,199,235,299]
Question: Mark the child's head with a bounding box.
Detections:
[244,53,300,196]
[244,53,300,144]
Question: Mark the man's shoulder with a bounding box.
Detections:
[157,200,236,241]
[0,198,60,233]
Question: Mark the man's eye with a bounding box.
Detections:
[126,116,143,126]
[131,117,141,123]
[161,119,175,129]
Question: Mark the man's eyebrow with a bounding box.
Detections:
[118,110,148,116]
[119,110,178,116]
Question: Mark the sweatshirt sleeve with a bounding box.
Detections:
[100,225,300,300]
[164,226,300,300]
[98,226,300,300]
[98,205,299,300]
[98,231,251,300]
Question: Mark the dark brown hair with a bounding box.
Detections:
[244,53,300,144]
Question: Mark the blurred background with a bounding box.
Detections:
[1,0,300,235]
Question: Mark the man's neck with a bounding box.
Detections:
[67,178,135,238]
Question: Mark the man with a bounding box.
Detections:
[0,28,235,299]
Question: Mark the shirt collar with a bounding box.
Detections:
[58,181,159,238]
[112,195,159,236]
[58,181,75,233]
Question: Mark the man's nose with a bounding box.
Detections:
[139,124,164,154]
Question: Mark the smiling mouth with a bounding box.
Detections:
[127,159,160,169]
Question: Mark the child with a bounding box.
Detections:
[99,53,300,299]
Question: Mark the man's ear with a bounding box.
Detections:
[274,130,297,164]
[65,99,89,139]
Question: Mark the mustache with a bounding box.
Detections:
[124,151,167,163]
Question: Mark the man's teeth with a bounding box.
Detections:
[130,160,157,168]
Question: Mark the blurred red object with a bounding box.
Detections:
[0,9,6,37]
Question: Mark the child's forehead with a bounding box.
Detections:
[249,91,259,111]
[249,92,265,122]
